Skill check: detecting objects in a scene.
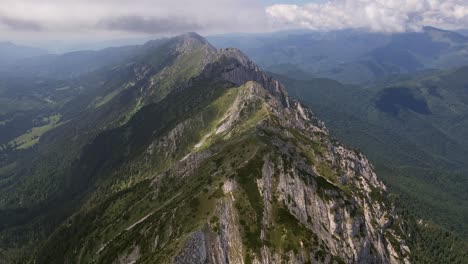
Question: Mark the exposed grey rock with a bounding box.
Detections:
[113,245,141,264]
[174,232,207,264]
[171,75,410,262]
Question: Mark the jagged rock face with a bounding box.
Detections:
[170,81,410,264]
[29,35,411,264]
[204,48,290,107]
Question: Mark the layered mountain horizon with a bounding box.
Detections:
[209,26,468,85]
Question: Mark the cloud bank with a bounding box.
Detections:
[1,0,468,41]
[267,0,468,32]
[0,0,268,40]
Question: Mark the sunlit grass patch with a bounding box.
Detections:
[9,114,64,149]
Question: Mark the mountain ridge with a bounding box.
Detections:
[0,33,466,263]
[31,44,410,262]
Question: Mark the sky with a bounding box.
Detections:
[1,0,467,43]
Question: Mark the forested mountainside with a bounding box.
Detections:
[0,33,466,263]
[273,66,468,241]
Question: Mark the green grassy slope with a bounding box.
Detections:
[0,33,217,261]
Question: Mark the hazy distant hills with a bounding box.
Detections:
[0,42,47,64]
[210,27,468,84]
[0,45,145,79]
[457,29,468,36]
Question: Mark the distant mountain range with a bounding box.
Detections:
[0,42,47,64]
[457,29,468,36]
[210,27,468,84]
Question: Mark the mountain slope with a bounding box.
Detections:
[0,34,218,262]
[29,47,410,264]
[2,33,467,264]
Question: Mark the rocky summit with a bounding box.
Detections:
[2,34,411,263]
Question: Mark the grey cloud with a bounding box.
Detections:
[98,15,202,34]
[0,16,43,31]
[0,0,269,41]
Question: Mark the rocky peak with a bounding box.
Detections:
[141,32,216,59]
[200,47,290,107]
[173,32,217,54]
[27,33,412,264]
[179,32,212,44]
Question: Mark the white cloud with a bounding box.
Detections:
[266,0,468,32]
